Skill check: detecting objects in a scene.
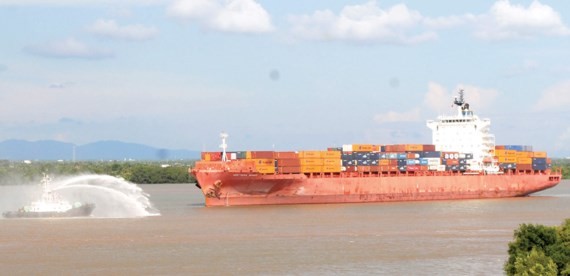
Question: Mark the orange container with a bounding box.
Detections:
[298,151,323,159]
[323,159,340,166]
[300,165,323,173]
[405,144,423,152]
[379,159,390,166]
[352,144,374,152]
[495,149,516,157]
[251,151,275,159]
[533,151,547,158]
[253,159,274,166]
[323,165,342,173]
[446,159,459,165]
[516,151,534,158]
[498,156,517,163]
[322,151,341,159]
[256,165,275,174]
[517,157,532,164]
[300,159,324,166]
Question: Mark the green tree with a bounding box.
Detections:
[514,248,557,276]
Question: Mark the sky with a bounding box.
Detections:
[0,0,570,156]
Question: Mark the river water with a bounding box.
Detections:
[1,180,569,275]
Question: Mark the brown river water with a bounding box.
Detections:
[1,180,569,275]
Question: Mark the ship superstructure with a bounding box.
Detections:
[426,90,495,172]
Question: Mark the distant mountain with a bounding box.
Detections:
[0,139,200,161]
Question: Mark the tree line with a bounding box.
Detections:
[0,160,196,185]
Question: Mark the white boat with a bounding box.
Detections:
[3,174,95,218]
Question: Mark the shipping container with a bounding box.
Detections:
[256,166,275,174]
[498,156,517,163]
[323,165,342,173]
[323,159,341,166]
[274,151,298,159]
[379,159,390,166]
[533,151,547,158]
[352,144,375,152]
[445,159,459,165]
[323,151,341,159]
[298,151,323,159]
[357,166,371,172]
[516,151,534,158]
[405,144,423,152]
[277,166,301,174]
[532,158,547,164]
[276,159,301,167]
[300,165,323,173]
[342,160,356,166]
[418,151,441,158]
[300,159,324,166]
[495,149,516,157]
[516,164,533,170]
[517,157,533,165]
[253,159,274,166]
[422,145,436,151]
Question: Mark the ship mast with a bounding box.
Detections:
[220,132,228,162]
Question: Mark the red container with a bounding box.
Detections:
[516,164,532,170]
[407,165,421,171]
[277,159,301,167]
[344,166,358,172]
[275,151,298,159]
[422,145,436,151]
[446,159,459,165]
[357,166,371,172]
[251,151,275,159]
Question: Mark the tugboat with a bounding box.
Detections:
[2,174,95,218]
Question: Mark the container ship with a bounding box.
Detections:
[190,90,561,207]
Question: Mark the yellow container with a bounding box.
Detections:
[352,144,374,152]
[516,151,534,158]
[517,157,533,164]
[498,156,517,163]
[323,159,340,166]
[298,151,323,159]
[323,151,341,158]
[204,153,211,161]
[379,159,390,166]
[256,166,275,174]
[300,158,324,166]
[533,151,547,158]
[495,150,516,157]
[246,151,252,159]
[253,159,274,166]
[405,144,423,152]
[300,165,323,173]
[322,165,342,173]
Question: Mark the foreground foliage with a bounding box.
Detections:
[0,161,196,184]
[505,219,570,275]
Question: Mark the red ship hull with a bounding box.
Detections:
[191,162,562,207]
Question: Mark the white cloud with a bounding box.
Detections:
[374,108,421,124]
[289,2,438,44]
[166,0,274,34]
[24,38,113,59]
[474,0,570,40]
[424,81,450,112]
[534,80,570,111]
[87,19,159,41]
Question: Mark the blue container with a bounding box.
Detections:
[379,153,388,159]
[397,153,407,160]
[397,160,407,166]
[419,159,428,165]
[459,159,468,165]
[419,151,441,158]
[370,160,379,166]
[388,153,398,159]
[357,160,371,166]
[341,153,354,160]
[398,166,407,171]
[532,158,547,164]
[342,160,355,166]
[369,152,379,159]
[500,163,516,169]
[406,159,419,165]
[464,153,473,159]
[532,163,548,170]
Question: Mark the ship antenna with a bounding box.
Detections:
[453,89,465,107]
[220,132,229,162]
